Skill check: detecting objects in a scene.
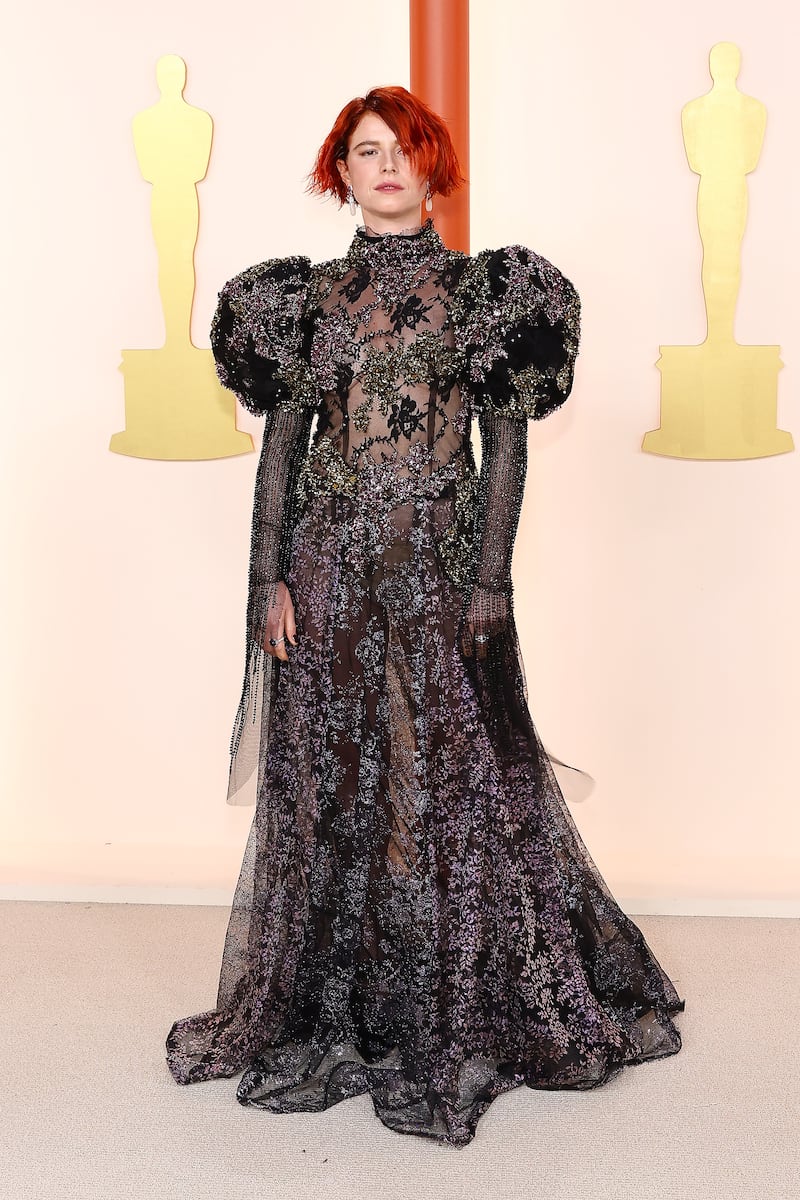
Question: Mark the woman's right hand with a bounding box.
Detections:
[262,581,298,662]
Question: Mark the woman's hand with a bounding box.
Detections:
[460,585,509,661]
[262,581,298,662]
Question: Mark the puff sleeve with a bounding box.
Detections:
[210,255,318,639]
[454,247,580,657]
[210,256,316,416]
[454,245,580,421]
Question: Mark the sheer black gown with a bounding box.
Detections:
[165,220,685,1147]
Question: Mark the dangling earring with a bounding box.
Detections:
[346,185,357,216]
[425,183,433,213]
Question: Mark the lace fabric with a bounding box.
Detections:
[167,221,685,1146]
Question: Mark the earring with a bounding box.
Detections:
[425,183,433,213]
[346,185,357,216]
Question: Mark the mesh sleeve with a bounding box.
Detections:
[462,409,528,648]
[226,404,314,801]
[245,406,315,650]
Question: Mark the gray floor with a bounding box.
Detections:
[1,902,797,1200]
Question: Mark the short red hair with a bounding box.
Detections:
[309,85,465,206]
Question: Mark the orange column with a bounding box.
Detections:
[410,0,469,252]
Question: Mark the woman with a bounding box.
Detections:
[166,86,684,1147]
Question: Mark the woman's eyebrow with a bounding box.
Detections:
[351,139,396,151]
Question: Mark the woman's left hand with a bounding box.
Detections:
[460,585,509,660]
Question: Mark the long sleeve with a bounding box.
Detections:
[209,254,318,645]
[210,255,317,796]
[463,410,528,644]
[225,404,314,803]
[473,409,528,595]
[245,406,315,649]
[454,243,580,648]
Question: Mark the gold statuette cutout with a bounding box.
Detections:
[110,55,253,460]
[643,43,793,460]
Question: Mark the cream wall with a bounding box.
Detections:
[470,0,800,911]
[1,0,798,911]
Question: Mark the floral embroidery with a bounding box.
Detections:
[169,221,685,1149]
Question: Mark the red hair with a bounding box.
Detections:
[309,86,465,206]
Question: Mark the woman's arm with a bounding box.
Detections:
[246,407,314,662]
[461,409,528,660]
[453,245,580,659]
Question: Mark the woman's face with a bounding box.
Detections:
[337,112,427,233]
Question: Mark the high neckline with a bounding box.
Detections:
[346,219,446,271]
[358,221,428,243]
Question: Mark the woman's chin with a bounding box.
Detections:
[360,199,422,230]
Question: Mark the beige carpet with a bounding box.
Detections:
[1,902,797,1200]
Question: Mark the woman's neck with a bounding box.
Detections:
[357,206,424,236]
[361,222,423,239]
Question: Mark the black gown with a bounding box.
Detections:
[165,220,684,1147]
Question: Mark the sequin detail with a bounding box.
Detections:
[168,221,685,1148]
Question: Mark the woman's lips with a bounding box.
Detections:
[376,184,402,192]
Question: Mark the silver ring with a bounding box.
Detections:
[474,634,490,644]
[269,635,286,647]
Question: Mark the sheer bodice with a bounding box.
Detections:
[310,224,469,481]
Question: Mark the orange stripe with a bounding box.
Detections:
[410,0,470,252]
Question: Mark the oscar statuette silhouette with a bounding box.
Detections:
[643,43,793,460]
[110,55,253,460]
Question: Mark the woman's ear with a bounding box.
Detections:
[336,158,350,188]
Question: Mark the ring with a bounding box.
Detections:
[474,634,490,643]
[269,635,286,647]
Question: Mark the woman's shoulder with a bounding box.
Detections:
[224,247,363,298]
[454,243,581,422]
[307,248,353,281]
[460,243,577,304]
[211,255,316,416]
[218,255,314,307]
[454,241,580,347]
